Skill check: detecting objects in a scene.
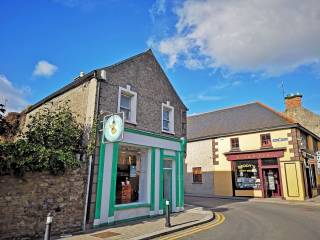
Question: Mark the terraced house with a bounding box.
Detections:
[185,102,320,201]
[23,50,187,228]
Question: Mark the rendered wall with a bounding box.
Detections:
[185,128,313,200]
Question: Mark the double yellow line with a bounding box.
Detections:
[159,212,225,240]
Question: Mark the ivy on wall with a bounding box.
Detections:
[0,103,85,176]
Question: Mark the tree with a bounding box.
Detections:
[0,103,6,135]
[0,102,85,176]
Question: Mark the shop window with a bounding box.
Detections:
[230,138,239,150]
[234,160,261,189]
[193,167,202,183]
[162,102,174,134]
[116,145,148,205]
[261,133,272,147]
[118,86,137,124]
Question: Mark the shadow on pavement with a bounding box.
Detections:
[185,195,250,211]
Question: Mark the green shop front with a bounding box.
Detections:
[93,127,186,226]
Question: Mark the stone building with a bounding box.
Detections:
[16,50,187,231]
[185,102,320,201]
[283,93,320,137]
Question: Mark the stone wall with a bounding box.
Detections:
[0,165,87,240]
[284,107,320,137]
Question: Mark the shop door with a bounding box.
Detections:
[163,168,172,212]
[263,169,281,197]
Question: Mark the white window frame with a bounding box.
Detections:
[162,101,174,134]
[118,85,137,124]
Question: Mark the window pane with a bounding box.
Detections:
[164,159,172,168]
[192,167,202,183]
[231,138,239,149]
[120,107,130,120]
[163,109,170,121]
[262,158,278,166]
[261,134,271,146]
[235,160,260,189]
[163,120,169,131]
[120,94,131,109]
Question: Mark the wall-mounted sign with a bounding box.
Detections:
[272,138,288,143]
[317,151,320,173]
[103,113,124,143]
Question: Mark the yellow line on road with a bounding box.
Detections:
[159,212,225,240]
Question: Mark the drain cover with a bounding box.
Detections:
[92,231,121,239]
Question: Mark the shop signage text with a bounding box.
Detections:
[226,150,284,161]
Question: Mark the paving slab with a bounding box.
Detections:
[59,206,214,240]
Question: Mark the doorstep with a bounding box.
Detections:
[59,206,214,240]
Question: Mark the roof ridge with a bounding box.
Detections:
[98,49,151,71]
[255,101,296,124]
[188,102,257,118]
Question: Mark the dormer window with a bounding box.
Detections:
[162,101,174,134]
[118,85,137,124]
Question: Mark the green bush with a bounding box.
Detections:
[0,103,84,176]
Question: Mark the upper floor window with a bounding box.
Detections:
[261,133,272,147]
[162,101,174,134]
[118,85,137,124]
[192,167,202,183]
[231,138,240,150]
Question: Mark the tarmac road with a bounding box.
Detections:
[168,196,320,240]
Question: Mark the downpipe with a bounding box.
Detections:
[82,155,93,231]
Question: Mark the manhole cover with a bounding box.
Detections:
[92,231,121,239]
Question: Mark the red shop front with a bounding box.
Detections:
[225,148,285,198]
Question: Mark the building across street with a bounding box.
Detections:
[185,101,320,201]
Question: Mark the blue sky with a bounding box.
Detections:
[0,0,319,115]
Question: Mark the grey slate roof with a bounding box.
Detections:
[187,102,296,141]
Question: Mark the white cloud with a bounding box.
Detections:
[184,93,223,103]
[150,0,167,21]
[0,75,29,112]
[211,80,242,90]
[157,0,320,75]
[33,60,58,77]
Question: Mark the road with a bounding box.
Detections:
[163,196,320,240]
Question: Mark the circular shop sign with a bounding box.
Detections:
[104,114,124,142]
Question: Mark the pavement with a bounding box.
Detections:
[59,195,320,240]
[59,205,214,240]
[177,195,320,240]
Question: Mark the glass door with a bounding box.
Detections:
[263,169,281,197]
[163,159,172,212]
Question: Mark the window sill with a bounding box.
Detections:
[162,130,175,135]
[230,148,240,152]
[125,120,137,125]
[115,202,150,210]
[260,145,273,149]
[192,182,202,184]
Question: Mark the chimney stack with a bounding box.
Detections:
[285,93,302,110]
